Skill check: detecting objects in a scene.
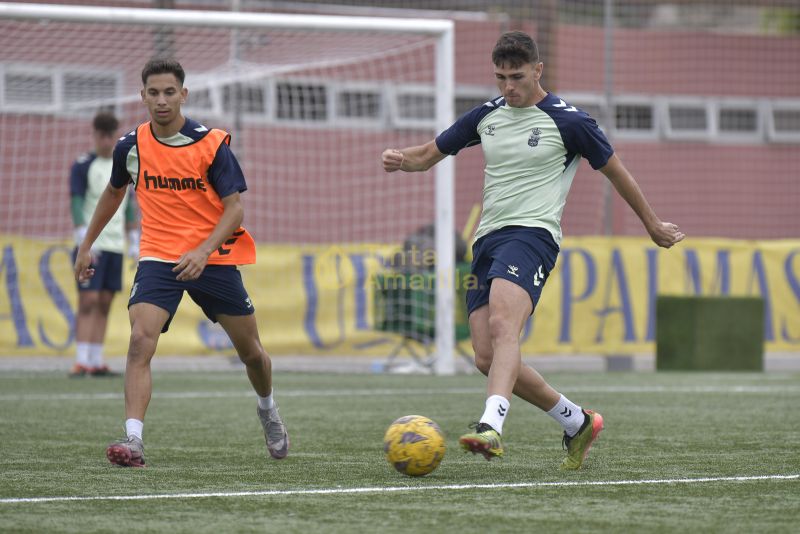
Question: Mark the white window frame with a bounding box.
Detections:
[613,95,659,141]
[1,63,60,113]
[271,76,330,126]
[661,96,712,141]
[0,63,122,116]
[390,83,437,130]
[329,80,387,129]
[766,99,800,144]
[60,67,124,115]
[714,98,763,143]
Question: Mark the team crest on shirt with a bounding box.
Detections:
[528,128,541,147]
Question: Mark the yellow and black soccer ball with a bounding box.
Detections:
[383,415,446,477]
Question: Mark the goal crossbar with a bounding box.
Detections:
[0,2,452,34]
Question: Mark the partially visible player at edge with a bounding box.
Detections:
[74,58,288,467]
[69,111,139,377]
[382,31,684,469]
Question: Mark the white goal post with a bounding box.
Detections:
[0,2,457,374]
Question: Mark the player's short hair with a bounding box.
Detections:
[92,111,119,134]
[492,31,539,68]
[141,58,186,86]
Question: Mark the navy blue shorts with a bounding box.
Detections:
[73,248,124,292]
[466,226,559,316]
[128,261,254,333]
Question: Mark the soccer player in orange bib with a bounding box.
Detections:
[74,58,288,467]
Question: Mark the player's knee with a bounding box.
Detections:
[488,313,515,343]
[473,348,493,375]
[77,295,100,315]
[127,326,158,362]
[236,342,265,366]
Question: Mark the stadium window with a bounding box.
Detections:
[336,90,381,119]
[187,87,214,110]
[670,107,707,129]
[397,93,435,120]
[62,72,118,109]
[2,69,55,110]
[391,86,436,129]
[716,100,762,143]
[222,83,267,115]
[616,104,653,130]
[767,101,800,143]
[663,99,711,140]
[719,108,757,132]
[1,64,123,115]
[276,82,327,121]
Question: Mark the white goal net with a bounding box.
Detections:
[0,3,458,373]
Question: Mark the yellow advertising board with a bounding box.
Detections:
[1,235,798,357]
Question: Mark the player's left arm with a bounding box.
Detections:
[172,193,244,281]
[599,154,685,248]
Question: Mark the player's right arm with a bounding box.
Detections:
[382,141,447,172]
[383,101,490,173]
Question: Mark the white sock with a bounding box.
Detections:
[479,394,510,434]
[76,342,91,366]
[257,390,274,410]
[126,418,143,440]
[547,394,585,437]
[88,343,104,367]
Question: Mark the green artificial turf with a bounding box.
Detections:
[0,370,797,533]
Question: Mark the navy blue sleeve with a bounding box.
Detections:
[110,131,137,188]
[561,112,614,170]
[69,154,92,196]
[207,141,247,198]
[434,98,502,156]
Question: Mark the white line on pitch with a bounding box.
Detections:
[1,384,799,402]
[0,388,480,401]
[1,474,797,505]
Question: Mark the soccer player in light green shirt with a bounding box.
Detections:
[382,31,684,469]
[69,111,138,377]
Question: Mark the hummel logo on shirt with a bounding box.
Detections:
[143,170,207,192]
[553,99,578,112]
[507,265,519,277]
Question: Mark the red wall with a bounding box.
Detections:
[1,18,798,241]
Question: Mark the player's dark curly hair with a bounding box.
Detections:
[141,58,186,86]
[92,111,119,134]
[492,31,539,68]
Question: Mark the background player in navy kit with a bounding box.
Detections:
[69,111,139,377]
[382,31,685,469]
